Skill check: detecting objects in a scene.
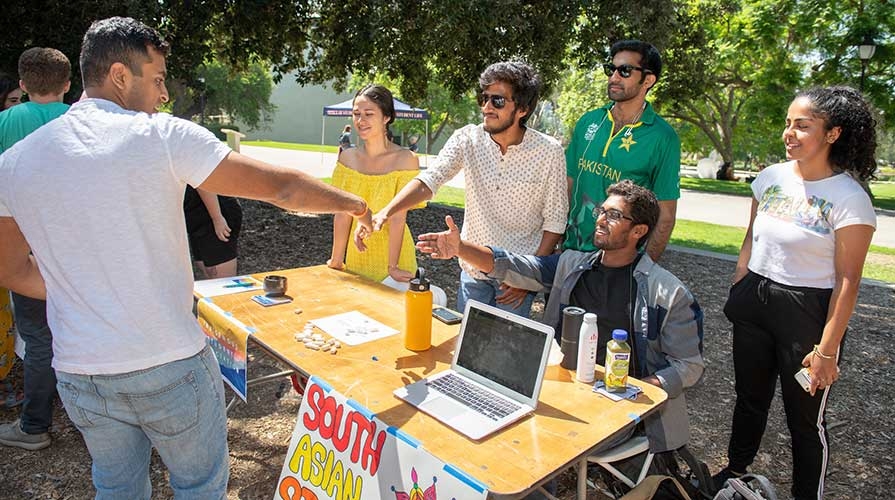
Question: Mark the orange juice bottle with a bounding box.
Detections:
[405,268,432,351]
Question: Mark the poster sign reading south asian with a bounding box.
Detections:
[274,376,488,500]
[197,297,251,401]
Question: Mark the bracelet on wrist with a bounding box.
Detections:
[812,344,835,360]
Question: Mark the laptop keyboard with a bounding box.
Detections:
[428,373,522,421]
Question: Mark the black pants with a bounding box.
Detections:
[723,271,835,500]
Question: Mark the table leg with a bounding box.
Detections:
[225,369,296,414]
[577,456,588,499]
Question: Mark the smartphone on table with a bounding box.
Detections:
[432,306,463,325]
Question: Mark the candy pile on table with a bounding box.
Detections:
[294,323,340,354]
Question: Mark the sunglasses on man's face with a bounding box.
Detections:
[602,63,652,79]
[477,92,508,109]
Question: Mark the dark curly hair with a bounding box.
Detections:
[796,86,877,182]
[478,61,541,126]
[606,180,660,249]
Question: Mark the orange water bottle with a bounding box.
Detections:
[405,268,432,351]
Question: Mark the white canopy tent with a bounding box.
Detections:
[322,97,430,154]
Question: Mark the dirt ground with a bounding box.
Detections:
[1,200,892,499]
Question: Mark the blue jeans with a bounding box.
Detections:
[11,292,56,434]
[56,345,229,500]
[457,270,535,318]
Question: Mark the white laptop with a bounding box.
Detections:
[394,300,554,440]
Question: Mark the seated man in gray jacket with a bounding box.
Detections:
[417,180,704,453]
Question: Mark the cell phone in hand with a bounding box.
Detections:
[794,367,812,392]
[432,306,463,325]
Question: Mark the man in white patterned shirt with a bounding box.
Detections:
[369,61,568,317]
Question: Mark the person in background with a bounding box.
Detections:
[0,74,24,410]
[407,135,419,153]
[0,75,23,110]
[338,124,352,152]
[714,86,877,500]
[0,47,71,451]
[183,185,242,278]
[716,161,736,181]
[0,17,370,498]
[564,40,679,261]
[329,84,420,283]
[363,61,568,317]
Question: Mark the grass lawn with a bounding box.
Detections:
[669,219,746,255]
[680,177,895,211]
[242,140,340,154]
[679,177,754,197]
[870,183,895,211]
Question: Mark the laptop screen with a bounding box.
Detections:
[455,306,547,398]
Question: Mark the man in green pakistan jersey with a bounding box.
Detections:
[564,40,680,260]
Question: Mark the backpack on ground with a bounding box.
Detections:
[651,446,715,499]
[620,475,692,500]
[712,474,778,500]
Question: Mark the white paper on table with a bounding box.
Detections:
[309,310,400,346]
[193,276,263,298]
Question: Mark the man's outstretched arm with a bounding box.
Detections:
[198,151,371,227]
[0,217,46,300]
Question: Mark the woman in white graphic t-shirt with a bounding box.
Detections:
[716,86,877,500]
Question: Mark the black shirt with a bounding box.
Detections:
[569,256,638,369]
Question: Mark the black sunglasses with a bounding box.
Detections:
[593,206,635,224]
[476,92,508,109]
[602,63,652,79]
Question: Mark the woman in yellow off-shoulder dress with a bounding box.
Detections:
[329,84,422,283]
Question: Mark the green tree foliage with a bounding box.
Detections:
[0,1,310,109]
[554,66,606,142]
[795,0,895,116]
[194,61,276,130]
[297,0,579,103]
[2,0,889,158]
[561,0,893,165]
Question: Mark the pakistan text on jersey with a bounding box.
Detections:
[577,158,622,183]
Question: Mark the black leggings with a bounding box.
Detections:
[723,270,835,500]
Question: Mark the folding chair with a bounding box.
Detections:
[587,434,655,498]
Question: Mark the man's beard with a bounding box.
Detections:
[483,111,517,134]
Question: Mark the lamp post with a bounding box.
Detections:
[857,34,877,92]
[197,76,206,125]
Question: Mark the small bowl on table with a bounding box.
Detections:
[263,275,288,297]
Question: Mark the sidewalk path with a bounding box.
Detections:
[239,145,893,248]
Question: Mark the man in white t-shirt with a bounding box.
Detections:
[0,17,370,499]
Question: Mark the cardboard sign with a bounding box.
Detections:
[274,377,488,500]
[197,297,252,401]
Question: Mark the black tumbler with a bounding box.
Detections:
[560,306,586,369]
